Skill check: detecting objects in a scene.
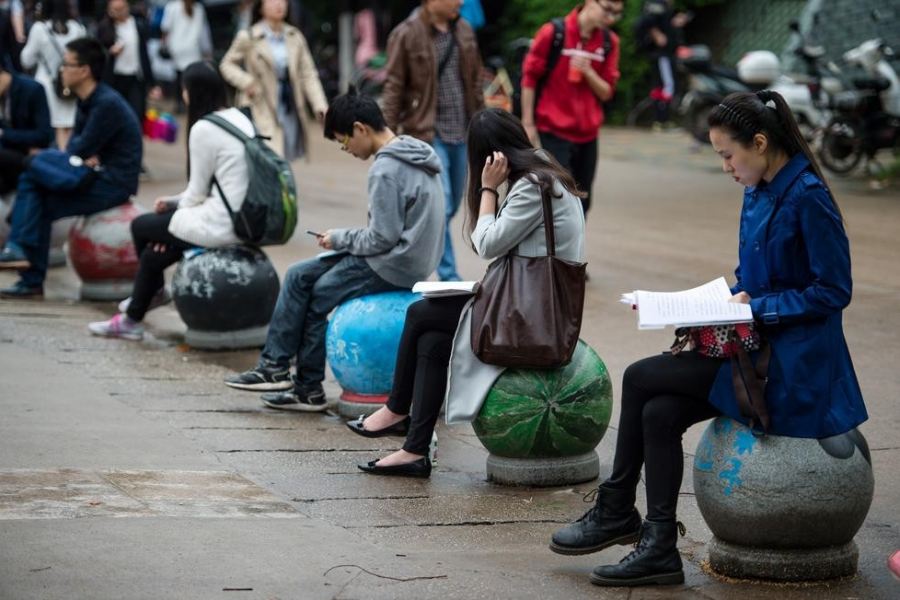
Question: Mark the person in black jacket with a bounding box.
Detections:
[0,65,53,194]
[0,37,142,299]
[95,0,161,125]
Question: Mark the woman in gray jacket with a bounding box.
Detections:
[348,108,586,478]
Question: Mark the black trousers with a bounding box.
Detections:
[0,147,27,196]
[539,131,598,216]
[127,210,192,322]
[111,73,147,125]
[605,351,723,522]
[385,296,470,455]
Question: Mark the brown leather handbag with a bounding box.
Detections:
[470,188,586,369]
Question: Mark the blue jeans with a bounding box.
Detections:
[260,252,403,391]
[431,137,468,281]
[9,171,130,287]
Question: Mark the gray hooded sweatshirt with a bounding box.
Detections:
[329,135,445,288]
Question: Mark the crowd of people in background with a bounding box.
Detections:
[0,0,887,590]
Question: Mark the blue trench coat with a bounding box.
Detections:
[708,154,868,438]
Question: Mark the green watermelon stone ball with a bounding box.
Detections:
[473,340,613,458]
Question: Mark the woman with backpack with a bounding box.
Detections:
[20,0,85,150]
[88,61,253,341]
[219,0,328,160]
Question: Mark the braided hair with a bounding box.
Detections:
[708,90,841,221]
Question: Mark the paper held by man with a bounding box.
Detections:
[412,281,480,298]
[621,277,753,330]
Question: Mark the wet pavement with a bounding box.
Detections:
[0,126,898,599]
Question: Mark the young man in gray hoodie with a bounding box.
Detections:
[225,91,445,411]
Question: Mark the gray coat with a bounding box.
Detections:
[444,174,586,424]
[329,136,445,288]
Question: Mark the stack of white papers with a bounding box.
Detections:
[412,281,480,298]
[623,277,753,330]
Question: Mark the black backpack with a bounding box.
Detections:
[512,19,611,118]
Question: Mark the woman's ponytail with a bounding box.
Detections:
[710,90,842,222]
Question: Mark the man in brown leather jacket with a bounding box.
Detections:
[382,0,484,281]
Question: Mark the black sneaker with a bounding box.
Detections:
[224,363,292,391]
[261,387,327,412]
[0,280,43,299]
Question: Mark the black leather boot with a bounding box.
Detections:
[589,520,686,587]
[549,484,642,555]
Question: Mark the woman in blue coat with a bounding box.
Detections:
[549,90,868,588]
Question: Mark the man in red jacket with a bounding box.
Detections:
[520,0,622,217]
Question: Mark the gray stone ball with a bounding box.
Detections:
[693,417,873,548]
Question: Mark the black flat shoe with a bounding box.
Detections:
[358,457,431,478]
[347,415,411,438]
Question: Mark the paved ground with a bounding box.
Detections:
[0,126,898,600]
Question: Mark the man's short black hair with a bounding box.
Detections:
[323,88,387,140]
[66,37,107,82]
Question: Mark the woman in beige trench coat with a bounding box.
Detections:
[219,0,328,160]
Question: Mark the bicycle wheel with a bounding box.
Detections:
[626,96,658,128]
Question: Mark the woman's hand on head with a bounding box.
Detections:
[481,151,509,189]
[729,291,752,304]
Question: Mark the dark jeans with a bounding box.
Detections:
[111,74,147,126]
[0,147,27,195]
[385,296,470,455]
[126,210,193,322]
[605,351,723,522]
[260,252,403,391]
[9,171,129,286]
[539,131,598,216]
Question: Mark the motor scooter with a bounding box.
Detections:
[818,30,900,175]
[679,24,834,144]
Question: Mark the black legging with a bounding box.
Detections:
[385,296,470,455]
[127,210,193,322]
[605,351,723,522]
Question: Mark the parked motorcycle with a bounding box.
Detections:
[818,36,900,175]
[680,24,833,144]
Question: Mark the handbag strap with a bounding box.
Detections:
[730,329,771,437]
[539,185,557,257]
[437,24,457,79]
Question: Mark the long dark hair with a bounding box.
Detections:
[183,61,227,175]
[464,108,585,247]
[708,90,842,221]
[38,0,74,35]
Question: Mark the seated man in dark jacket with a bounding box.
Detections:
[0,65,53,194]
[0,37,142,299]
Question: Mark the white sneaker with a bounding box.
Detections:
[88,313,144,341]
[118,286,172,315]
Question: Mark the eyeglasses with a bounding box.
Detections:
[599,1,623,19]
[339,133,351,151]
[60,61,83,69]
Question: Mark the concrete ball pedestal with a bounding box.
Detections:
[325,291,421,418]
[172,246,280,350]
[693,417,874,581]
[68,202,145,300]
[473,340,613,487]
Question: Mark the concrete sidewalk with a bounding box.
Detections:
[0,128,898,599]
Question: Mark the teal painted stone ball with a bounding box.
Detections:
[473,340,613,458]
[326,291,421,396]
